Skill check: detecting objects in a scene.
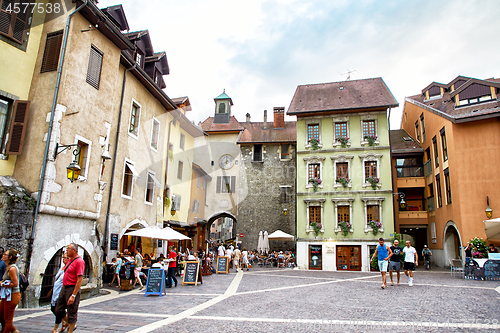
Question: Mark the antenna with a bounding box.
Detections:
[340,69,357,81]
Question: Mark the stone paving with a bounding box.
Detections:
[13,267,500,332]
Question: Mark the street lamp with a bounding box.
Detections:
[486,196,493,219]
[170,199,176,215]
[54,143,81,182]
[393,192,406,210]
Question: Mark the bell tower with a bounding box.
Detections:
[213,89,233,124]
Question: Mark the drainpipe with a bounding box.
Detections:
[103,62,137,252]
[28,0,89,275]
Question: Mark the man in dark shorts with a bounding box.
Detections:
[389,239,403,286]
[55,243,85,333]
[403,240,418,287]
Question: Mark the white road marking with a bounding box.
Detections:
[79,309,171,318]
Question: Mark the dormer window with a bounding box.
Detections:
[136,53,142,66]
[218,103,226,114]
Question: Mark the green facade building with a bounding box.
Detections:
[287,78,398,271]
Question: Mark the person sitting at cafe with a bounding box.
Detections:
[489,244,498,253]
[143,253,151,266]
[150,252,156,261]
[187,251,197,261]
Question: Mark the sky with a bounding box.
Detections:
[98,0,500,129]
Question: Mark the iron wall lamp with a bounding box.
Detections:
[393,192,406,210]
[54,143,81,182]
[486,196,493,219]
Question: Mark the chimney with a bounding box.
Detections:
[273,107,285,129]
[263,110,268,130]
[246,113,251,123]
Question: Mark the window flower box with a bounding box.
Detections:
[366,177,380,190]
[308,178,322,192]
[335,177,350,188]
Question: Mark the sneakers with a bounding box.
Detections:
[409,278,413,287]
[139,286,144,291]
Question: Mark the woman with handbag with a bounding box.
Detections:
[0,249,21,333]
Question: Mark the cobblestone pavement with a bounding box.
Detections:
[13,267,500,332]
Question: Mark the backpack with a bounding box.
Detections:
[19,272,29,292]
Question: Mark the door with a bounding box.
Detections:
[336,246,361,271]
[309,245,322,270]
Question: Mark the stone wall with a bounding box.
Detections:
[237,144,296,252]
[0,176,35,274]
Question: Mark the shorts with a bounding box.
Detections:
[378,260,388,272]
[134,267,141,278]
[404,262,415,271]
[55,285,80,324]
[389,261,401,272]
[233,259,240,266]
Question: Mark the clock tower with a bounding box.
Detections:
[213,89,233,124]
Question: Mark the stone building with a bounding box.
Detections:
[237,108,297,251]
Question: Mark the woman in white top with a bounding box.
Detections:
[241,248,250,271]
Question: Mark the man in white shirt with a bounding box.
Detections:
[225,247,233,268]
[403,240,418,286]
[233,247,241,271]
[218,244,225,257]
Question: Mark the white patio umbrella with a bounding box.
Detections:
[124,226,190,241]
[257,230,264,254]
[268,230,295,241]
[262,231,270,254]
[484,218,500,241]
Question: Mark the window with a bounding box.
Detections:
[74,136,91,180]
[171,194,181,211]
[197,172,200,188]
[145,172,155,204]
[40,31,63,73]
[151,118,159,150]
[364,161,377,179]
[440,127,448,161]
[396,157,424,177]
[280,186,290,203]
[218,102,226,114]
[336,162,348,179]
[432,136,439,168]
[129,102,140,136]
[436,174,442,208]
[362,120,375,137]
[420,114,426,141]
[253,144,262,162]
[309,206,321,226]
[192,199,200,214]
[332,198,354,232]
[86,45,103,89]
[135,52,142,66]
[367,205,380,223]
[179,133,185,150]
[122,160,139,198]
[0,0,29,44]
[308,163,320,180]
[335,122,348,139]
[0,98,30,155]
[177,161,183,180]
[337,206,350,226]
[444,168,451,204]
[201,181,206,189]
[281,144,290,160]
[216,176,235,193]
[415,121,420,142]
[307,124,319,142]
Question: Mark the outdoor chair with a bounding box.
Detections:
[278,257,285,268]
[450,258,464,278]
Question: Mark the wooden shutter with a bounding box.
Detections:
[0,0,27,44]
[230,176,235,193]
[216,176,221,193]
[86,45,103,89]
[40,31,63,73]
[6,100,30,155]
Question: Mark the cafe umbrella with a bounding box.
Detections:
[257,231,264,254]
[262,230,270,254]
[267,230,295,241]
[124,226,190,241]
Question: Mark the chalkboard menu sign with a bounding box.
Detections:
[484,260,500,281]
[182,261,202,286]
[145,269,165,297]
[216,256,229,274]
[124,263,134,280]
[110,233,118,250]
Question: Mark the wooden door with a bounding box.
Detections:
[336,246,361,271]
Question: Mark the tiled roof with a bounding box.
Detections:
[287,77,398,115]
[123,30,149,40]
[237,121,296,144]
[407,76,500,122]
[390,129,423,155]
[199,116,245,133]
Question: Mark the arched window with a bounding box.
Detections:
[218,102,226,114]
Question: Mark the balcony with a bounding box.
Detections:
[396,166,424,178]
[424,160,432,177]
[398,211,428,219]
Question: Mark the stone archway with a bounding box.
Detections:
[207,211,237,244]
[118,218,149,253]
[443,221,462,263]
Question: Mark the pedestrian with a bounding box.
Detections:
[166,246,177,288]
[54,243,85,333]
[0,248,21,333]
[0,247,6,281]
[389,239,403,286]
[464,243,473,264]
[51,252,69,333]
[241,248,250,271]
[403,240,418,286]
[109,252,122,288]
[371,238,393,289]
[218,243,225,257]
[226,246,233,269]
[488,244,498,253]
[422,245,432,269]
[132,248,144,290]
[233,247,241,271]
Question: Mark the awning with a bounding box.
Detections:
[484,218,500,241]
[268,230,295,241]
[126,161,141,179]
[149,173,161,187]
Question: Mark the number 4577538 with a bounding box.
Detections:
[6,2,61,14]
